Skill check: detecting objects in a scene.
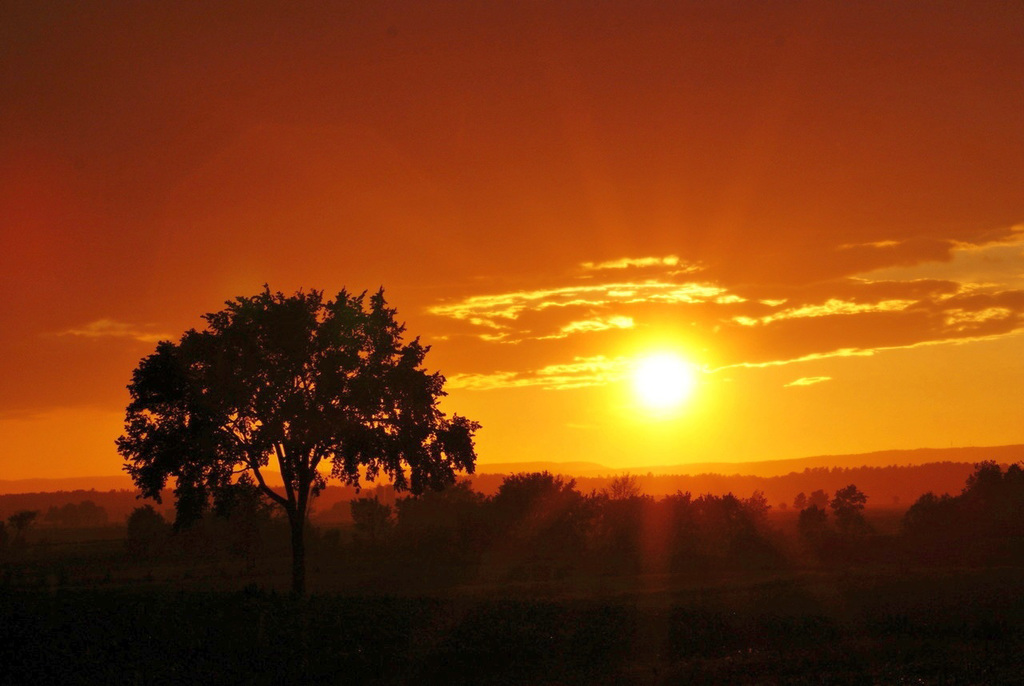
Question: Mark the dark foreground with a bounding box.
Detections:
[3,566,1024,685]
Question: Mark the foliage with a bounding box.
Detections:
[902,461,1024,562]
[605,473,642,500]
[489,472,589,559]
[807,489,829,509]
[350,496,394,545]
[44,500,109,528]
[7,570,1024,685]
[126,505,170,559]
[117,286,479,593]
[830,484,870,535]
[7,510,38,546]
[797,504,829,551]
[395,479,487,557]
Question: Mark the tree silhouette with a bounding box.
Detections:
[7,510,38,547]
[395,479,487,558]
[807,489,829,509]
[117,287,479,593]
[490,472,588,561]
[44,500,109,528]
[902,461,1024,562]
[830,484,870,535]
[218,474,279,567]
[605,474,643,500]
[350,495,395,546]
[797,504,829,552]
[126,505,170,560]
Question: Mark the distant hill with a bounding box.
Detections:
[476,445,1024,478]
[472,461,611,476]
[0,475,136,495]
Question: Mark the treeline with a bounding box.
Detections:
[365,474,782,575]
[0,489,148,524]
[0,462,987,528]
[5,462,1023,585]
[468,461,980,509]
[903,461,1024,564]
[319,462,1024,573]
[372,462,1024,571]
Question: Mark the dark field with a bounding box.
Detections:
[3,562,1024,685]
[5,465,1024,684]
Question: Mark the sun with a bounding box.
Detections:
[632,352,699,411]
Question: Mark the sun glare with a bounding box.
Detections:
[632,353,698,411]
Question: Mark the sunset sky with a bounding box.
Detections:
[2,2,1022,481]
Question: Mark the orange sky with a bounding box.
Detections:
[2,2,1023,481]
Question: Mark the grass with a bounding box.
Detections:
[2,563,1024,684]
[4,524,1024,683]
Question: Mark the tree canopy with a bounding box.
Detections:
[117,286,479,593]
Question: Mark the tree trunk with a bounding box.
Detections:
[289,510,306,595]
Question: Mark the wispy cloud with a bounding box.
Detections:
[60,319,170,343]
[862,224,1024,287]
[539,315,635,339]
[714,329,1022,373]
[944,307,1014,329]
[581,255,689,271]
[734,298,917,326]
[430,225,1024,390]
[785,376,832,387]
[839,240,901,249]
[713,348,877,371]
[447,355,634,391]
[429,279,739,341]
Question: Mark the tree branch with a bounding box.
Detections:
[275,441,296,505]
[250,462,288,508]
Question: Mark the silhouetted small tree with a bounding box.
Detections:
[797,504,830,553]
[7,510,38,547]
[219,474,279,566]
[44,501,109,528]
[690,494,751,562]
[126,505,170,559]
[395,479,486,558]
[490,472,588,561]
[589,490,651,573]
[660,491,697,569]
[605,474,642,500]
[807,489,829,509]
[745,491,771,523]
[351,496,395,546]
[830,484,870,535]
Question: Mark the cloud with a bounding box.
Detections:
[428,279,740,341]
[59,319,171,343]
[785,376,832,387]
[862,224,1024,287]
[539,315,635,339]
[580,255,688,271]
[446,355,633,391]
[735,298,917,326]
[430,224,1024,390]
[713,348,877,371]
